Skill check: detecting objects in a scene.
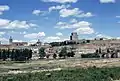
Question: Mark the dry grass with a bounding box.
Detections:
[0,58,120,75]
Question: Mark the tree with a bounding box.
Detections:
[28,50,32,59]
[86,40,90,43]
[7,49,10,58]
[2,49,7,61]
[46,54,50,59]
[0,49,2,59]
[53,53,57,59]
[107,48,110,53]
[67,51,75,57]
[59,47,67,58]
[10,49,15,61]
[39,47,46,58]
[96,49,99,53]
[99,48,102,54]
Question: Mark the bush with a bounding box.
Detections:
[67,51,75,57]
[53,53,57,59]
[39,47,46,58]
[59,47,67,58]
[81,53,100,58]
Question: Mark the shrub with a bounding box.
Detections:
[81,53,100,58]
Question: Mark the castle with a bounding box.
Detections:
[0,33,120,58]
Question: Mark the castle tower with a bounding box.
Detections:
[9,36,13,44]
[36,39,42,46]
[70,32,78,41]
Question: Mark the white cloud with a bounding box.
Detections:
[70,19,77,23]
[59,8,94,18]
[0,12,3,15]
[0,19,38,29]
[0,18,10,26]
[77,12,94,18]
[9,31,17,34]
[100,0,115,3]
[116,16,120,18]
[29,23,38,27]
[23,31,27,34]
[46,36,60,40]
[49,4,70,12]
[41,0,78,3]
[55,20,94,34]
[0,5,10,15]
[0,32,5,36]
[116,37,120,39]
[0,32,5,35]
[0,37,8,43]
[29,39,37,43]
[56,21,67,26]
[28,40,38,44]
[24,32,45,39]
[59,8,82,17]
[13,40,23,42]
[117,21,120,23]
[44,36,68,42]
[7,20,32,29]
[20,31,27,34]
[32,10,41,16]
[96,34,112,39]
[32,10,48,16]
[0,5,9,11]
[74,27,94,34]
[55,21,92,29]
[56,32,63,36]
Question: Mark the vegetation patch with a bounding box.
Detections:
[1,67,120,81]
[81,53,100,58]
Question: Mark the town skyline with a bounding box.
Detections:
[0,0,120,44]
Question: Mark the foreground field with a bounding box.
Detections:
[1,67,120,81]
[1,58,120,81]
[1,58,120,75]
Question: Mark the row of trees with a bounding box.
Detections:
[58,47,75,58]
[39,47,75,59]
[81,53,100,58]
[50,40,92,47]
[50,41,79,47]
[0,49,32,61]
[81,48,101,58]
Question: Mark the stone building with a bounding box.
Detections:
[70,32,78,41]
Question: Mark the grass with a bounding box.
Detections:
[1,67,120,81]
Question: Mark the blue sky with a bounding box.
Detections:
[0,0,120,44]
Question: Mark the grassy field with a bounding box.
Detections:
[0,58,120,74]
[1,67,120,81]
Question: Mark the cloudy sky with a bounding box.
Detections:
[0,0,120,43]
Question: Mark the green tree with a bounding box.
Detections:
[10,49,15,61]
[99,48,102,53]
[96,49,99,53]
[39,47,46,58]
[53,53,57,59]
[59,47,67,58]
[0,49,2,59]
[2,49,7,61]
[107,48,110,53]
[28,50,32,59]
[67,51,75,57]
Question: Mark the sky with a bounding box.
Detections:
[0,0,120,44]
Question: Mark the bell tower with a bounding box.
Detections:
[9,36,13,44]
